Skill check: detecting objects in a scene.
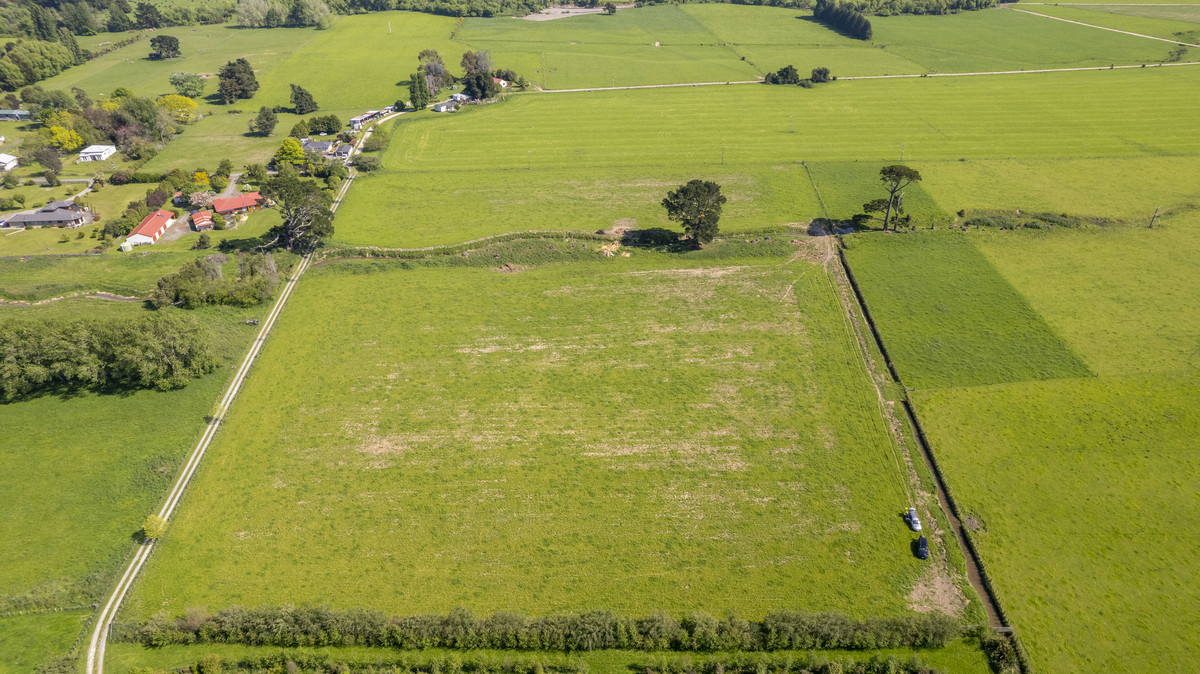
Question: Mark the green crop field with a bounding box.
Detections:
[842,212,1200,672]
[120,244,972,626]
[332,66,1200,248]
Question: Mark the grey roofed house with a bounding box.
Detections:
[0,109,32,121]
[334,144,352,158]
[301,139,334,155]
[4,200,93,228]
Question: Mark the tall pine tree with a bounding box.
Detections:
[289,84,318,114]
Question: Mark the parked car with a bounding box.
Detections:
[915,536,929,560]
[906,507,922,532]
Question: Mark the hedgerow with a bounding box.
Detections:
[114,606,962,652]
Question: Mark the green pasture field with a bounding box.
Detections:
[842,232,1091,389]
[912,156,1200,220]
[103,641,993,674]
[121,246,962,624]
[0,610,91,673]
[0,299,276,669]
[1080,3,1200,25]
[333,66,1200,248]
[0,224,103,256]
[871,8,1187,72]
[1009,4,1200,41]
[842,216,1200,672]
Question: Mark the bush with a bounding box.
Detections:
[110,170,134,185]
[43,170,61,187]
[141,514,167,540]
[132,171,167,184]
[150,253,280,309]
[352,155,382,172]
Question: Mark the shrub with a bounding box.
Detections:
[141,514,167,540]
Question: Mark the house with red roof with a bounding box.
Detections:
[191,211,214,232]
[126,209,174,246]
[211,192,262,216]
[493,77,509,88]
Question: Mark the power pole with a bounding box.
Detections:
[789,115,793,133]
[1149,206,1160,229]
[901,143,907,161]
[721,146,725,165]
[388,21,392,34]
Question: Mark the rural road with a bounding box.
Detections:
[83,111,401,674]
[1006,6,1200,48]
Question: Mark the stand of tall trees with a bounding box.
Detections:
[813,0,873,40]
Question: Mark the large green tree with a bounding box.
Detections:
[135,2,162,29]
[289,83,318,114]
[856,164,922,231]
[260,174,334,250]
[217,58,259,104]
[662,179,727,246]
[169,72,205,98]
[250,106,278,136]
[150,35,181,59]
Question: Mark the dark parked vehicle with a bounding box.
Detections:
[915,536,929,560]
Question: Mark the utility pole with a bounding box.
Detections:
[1149,206,1160,229]
[901,143,907,161]
[388,21,392,34]
[789,115,793,133]
[721,146,725,165]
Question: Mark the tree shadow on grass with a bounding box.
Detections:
[620,227,696,253]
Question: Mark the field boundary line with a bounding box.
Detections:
[539,80,760,93]
[835,241,1034,672]
[842,60,1200,80]
[82,112,400,674]
[1006,6,1200,47]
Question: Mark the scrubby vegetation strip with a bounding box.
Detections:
[116,607,963,652]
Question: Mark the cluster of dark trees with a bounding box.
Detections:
[0,315,218,402]
[218,58,259,104]
[840,0,995,16]
[764,65,832,86]
[148,34,180,59]
[118,606,962,652]
[258,170,335,250]
[289,113,343,137]
[150,253,281,309]
[408,48,520,109]
[813,0,872,40]
[638,653,945,674]
[13,85,181,179]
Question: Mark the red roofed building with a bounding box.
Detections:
[126,209,174,246]
[192,211,214,231]
[211,191,262,216]
[493,77,509,88]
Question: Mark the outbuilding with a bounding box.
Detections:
[493,78,509,89]
[77,144,117,162]
[191,211,214,232]
[432,102,456,113]
[126,209,174,246]
[0,110,32,122]
[0,153,17,172]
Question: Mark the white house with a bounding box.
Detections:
[432,102,456,113]
[126,209,173,246]
[77,144,116,162]
[451,93,470,103]
[0,153,17,172]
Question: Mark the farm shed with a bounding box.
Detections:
[126,209,174,246]
[0,153,17,171]
[77,144,117,162]
[191,211,214,232]
[0,110,32,121]
[432,102,456,113]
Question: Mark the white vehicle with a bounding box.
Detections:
[906,507,922,532]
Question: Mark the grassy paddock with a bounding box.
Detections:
[844,222,1200,672]
[333,68,1200,249]
[122,247,948,621]
[0,610,91,673]
[842,231,1091,389]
